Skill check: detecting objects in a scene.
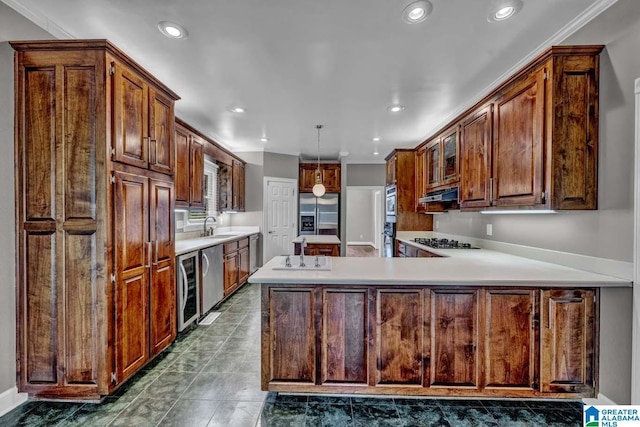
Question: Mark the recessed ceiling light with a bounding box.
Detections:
[372,137,381,142]
[158,21,188,39]
[228,106,246,113]
[387,105,405,113]
[401,1,433,24]
[260,137,270,142]
[373,150,379,156]
[487,0,523,23]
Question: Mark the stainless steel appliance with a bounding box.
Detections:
[200,245,224,315]
[413,237,480,249]
[385,185,396,223]
[299,193,340,236]
[383,221,396,257]
[177,251,200,331]
[249,234,260,273]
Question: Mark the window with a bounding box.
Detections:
[187,160,218,221]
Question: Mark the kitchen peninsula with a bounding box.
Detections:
[292,235,341,257]
[249,250,630,399]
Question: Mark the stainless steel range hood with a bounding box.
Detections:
[418,186,459,204]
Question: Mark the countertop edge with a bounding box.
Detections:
[175,231,258,255]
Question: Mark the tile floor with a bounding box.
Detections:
[0,283,584,426]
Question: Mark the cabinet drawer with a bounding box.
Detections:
[238,237,249,249]
[224,241,239,253]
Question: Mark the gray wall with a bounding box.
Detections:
[346,189,375,243]
[436,0,640,264]
[263,152,299,180]
[0,4,53,396]
[347,164,386,187]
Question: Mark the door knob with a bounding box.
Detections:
[268,230,274,234]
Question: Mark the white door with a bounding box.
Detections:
[263,177,297,263]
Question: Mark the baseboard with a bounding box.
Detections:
[0,386,27,417]
[582,393,617,405]
[346,241,375,247]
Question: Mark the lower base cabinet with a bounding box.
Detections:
[223,236,252,297]
[293,243,340,257]
[261,285,597,398]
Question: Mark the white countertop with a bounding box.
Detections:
[249,246,631,288]
[175,227,259,255]
[291,235,341,244]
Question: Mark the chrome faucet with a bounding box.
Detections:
[299,237,307,267]
[202,216,217,237]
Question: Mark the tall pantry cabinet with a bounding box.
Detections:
[12,40,180,399]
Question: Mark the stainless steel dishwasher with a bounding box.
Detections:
[249,234,260,273]
[201,244,224,314]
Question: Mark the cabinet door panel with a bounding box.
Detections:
[189,137,204,209]
[428,289,478,388]
[321,289,368,384]
[299,165,317,192]
[113,172,149,382]
[174,124,190,207]
[493,69,545,207]
[238,246,250,285]
[223,252,239,295]
[113,64,148,169]
[376,290,423,385]
[149,180,175,356]
[415,146,426,211]
[485,290,536,389]
[460,106,492,208]
[541,290,596,393]
[268,289,315,383]
[149,89,174,175]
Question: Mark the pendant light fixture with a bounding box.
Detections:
[312,125,326,197]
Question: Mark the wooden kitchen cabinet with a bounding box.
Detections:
[219,159,246,212]
[261,284,598,398]
[492,68,545,207]
[12,40,179,400]
[174,120,204,209]
[426,289,479,388]
[425,125,460,193]
[458,46,602,211]
[460,105,493,209]
[415,145,427,212]
[294,243,340,257]
[112,62,174,175]
[385,149,432,232]
[299,163,341,193]
[540,289,596,394]
[386,154,397,185]
[485,290,537,389]
[223,237,250,296]
[376,289,424,386]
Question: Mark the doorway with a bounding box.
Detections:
[262,177,297,263]
[345,186,385,256]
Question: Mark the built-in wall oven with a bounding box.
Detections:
[383,221,396,258]
[177,251,200,331]
[385,185,397,223]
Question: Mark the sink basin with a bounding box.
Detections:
[272,255,332,271]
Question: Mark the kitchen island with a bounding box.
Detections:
[292,235,341,256]
[249,251,630,399]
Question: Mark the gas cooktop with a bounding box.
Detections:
[413,238,480,249]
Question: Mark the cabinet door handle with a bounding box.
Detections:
[179,262,188,312]
[145,241,152,268]
[202,252,210,277]
[144,137,151,164]
[151,139,157,165]
[154,240,159,265]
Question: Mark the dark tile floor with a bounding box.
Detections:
[0,283,584,427]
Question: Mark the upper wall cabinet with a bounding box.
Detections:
[219,159,246,212]
[112,62,175,175]
[299,163,341,193]
[174,120,204,210]
[457,45,603,211]
[424,125,460,193]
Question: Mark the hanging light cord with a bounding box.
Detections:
[316,124,322,174]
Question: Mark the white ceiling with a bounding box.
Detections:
[2,0,617,162]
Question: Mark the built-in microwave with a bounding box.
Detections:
[177,251,200,331]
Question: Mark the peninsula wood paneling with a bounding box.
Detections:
[428,289,479,388]
[376,289,423,386]
[268,289,316,383]
[540,289,596,394]
[485,290,537,389]
[321,289,368,384]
